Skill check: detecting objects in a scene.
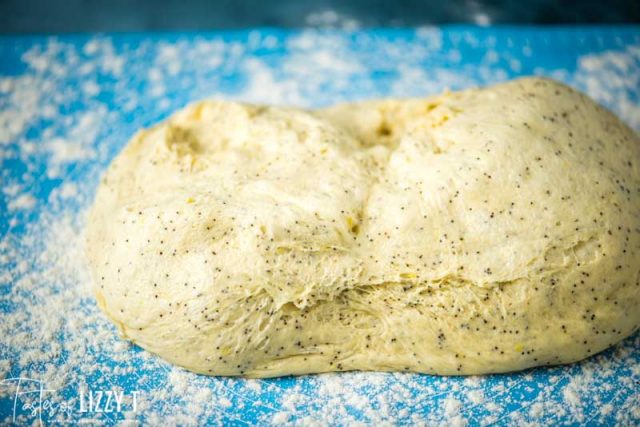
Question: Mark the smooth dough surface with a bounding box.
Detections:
[86,77,640,377]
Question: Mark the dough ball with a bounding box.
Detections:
[86,78,640,377]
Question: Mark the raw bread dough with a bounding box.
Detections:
[86,77,640,377]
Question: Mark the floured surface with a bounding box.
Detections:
[1,27,640,424]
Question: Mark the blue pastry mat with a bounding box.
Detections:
[0,26,639,425]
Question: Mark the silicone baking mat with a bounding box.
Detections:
[1,26,639,425]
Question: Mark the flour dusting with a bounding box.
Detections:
[0,28,639,425]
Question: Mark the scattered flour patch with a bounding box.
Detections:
[444,397,462,418]
[82,80,100,97]
[7,194,35,211]
[529,402,544,418]
[0,360,10,379]
[467,389,484,405]
[245,379,262,393]
[272,412,289,424]
[600,403,614,416]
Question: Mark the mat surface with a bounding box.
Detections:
[0,26,639,425]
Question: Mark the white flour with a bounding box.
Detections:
[0,28,639,425]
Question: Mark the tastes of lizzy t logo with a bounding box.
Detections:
[1,377,139,425]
